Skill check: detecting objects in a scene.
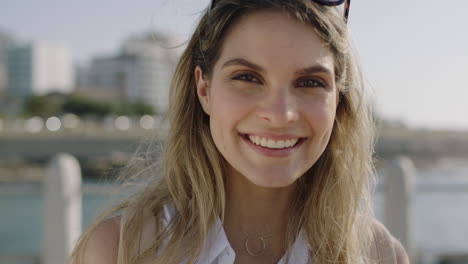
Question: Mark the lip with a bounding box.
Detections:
[239,133,307,158]
[242,132,302,141]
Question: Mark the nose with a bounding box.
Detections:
[256,87,299,127]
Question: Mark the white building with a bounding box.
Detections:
[7,41,74,97]
[88,32,177,113]
[121,33,177,113]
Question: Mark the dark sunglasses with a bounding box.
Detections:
[209,0,351,23]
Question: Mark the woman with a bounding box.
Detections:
[71,0,409,263]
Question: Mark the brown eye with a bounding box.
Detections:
[296,78,327,88]
[232,73,262,84]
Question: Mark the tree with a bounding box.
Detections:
[23,95,63,117]
[130,101,155,116]
[62,96,112,117]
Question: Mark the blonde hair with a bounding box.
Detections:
[71,0,376,263]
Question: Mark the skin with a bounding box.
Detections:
[195,10,339,263]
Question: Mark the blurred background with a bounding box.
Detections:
[0,0,467,263]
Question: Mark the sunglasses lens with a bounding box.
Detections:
[314,0,345,6]
[210,0,349,23]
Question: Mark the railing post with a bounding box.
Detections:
[43,153,82,264]
[383,155,415,260]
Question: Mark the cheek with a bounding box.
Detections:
[210,87,253,123]
[304,97,337,131]
[208,92,248,149]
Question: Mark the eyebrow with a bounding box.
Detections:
[222,58,264,73]
[222,57,333,76]
[295,65,333,76]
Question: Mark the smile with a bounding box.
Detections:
[247,135,299,149]
[239,133,307,152]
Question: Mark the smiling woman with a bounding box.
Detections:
[71,1,409,264]
[195,11,338,189]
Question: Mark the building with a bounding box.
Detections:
[85,55,128,101]
[121,33,177,113]
[7,41,74,97]
[87,32,177,113]
[0,30,16,96]
[74,62,119,102]
[0,64,7,97]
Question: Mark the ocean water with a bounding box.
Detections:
[374,185,468,256]
[0,189,111,254]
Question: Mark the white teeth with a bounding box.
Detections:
[247,135,299,149]
[254,136,260,145]
[267,139,274,147]
[277,140,285,148]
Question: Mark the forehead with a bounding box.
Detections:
[216,10,335,72]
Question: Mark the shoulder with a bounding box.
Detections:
[72,216,121,264]
[369,218,410,264]
[72,204,175,264]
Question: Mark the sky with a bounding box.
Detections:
[1,0,467,130]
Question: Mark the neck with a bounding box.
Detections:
[223,168,297,260]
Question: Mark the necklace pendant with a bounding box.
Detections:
[244,235,267,257]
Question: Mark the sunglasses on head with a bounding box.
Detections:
[209,0,351,23]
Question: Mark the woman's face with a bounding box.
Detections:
[196,10,338,188]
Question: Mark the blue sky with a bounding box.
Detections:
[1,0,467,130]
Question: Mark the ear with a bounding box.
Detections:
[195,66,211,115]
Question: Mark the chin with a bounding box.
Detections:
[247,173,299,189]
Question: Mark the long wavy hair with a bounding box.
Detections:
[71,0,376,263]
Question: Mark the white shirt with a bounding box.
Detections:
[162,205,311,264]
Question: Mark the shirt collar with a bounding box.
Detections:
[197,217,232,264]
[280,230,310,264]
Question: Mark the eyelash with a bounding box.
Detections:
[232,73,261,83]
[295,78,327,88]
[232,73,327,88]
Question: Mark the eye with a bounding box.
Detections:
[296,78,327,88]
[232,73,262,84]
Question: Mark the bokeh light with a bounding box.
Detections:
[62,113,80,129]
[46,117,61,132]
[25,117,44,133]
[139,115,155,130]
[114,116,131,131]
